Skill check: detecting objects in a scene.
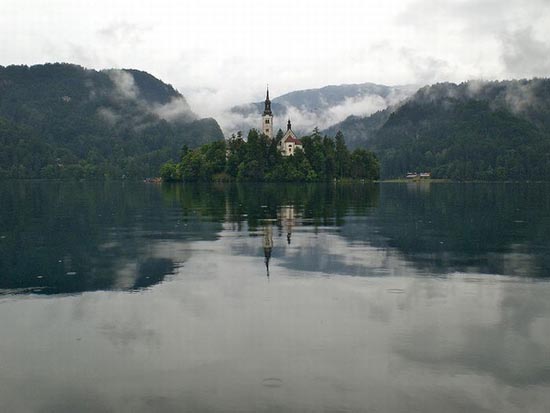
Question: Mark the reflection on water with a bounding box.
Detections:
[2,181,549,295]
[1,181,550,412]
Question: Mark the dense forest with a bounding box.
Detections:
[160,128,380,182]
[327,79,550,180]
[0,63,223,179]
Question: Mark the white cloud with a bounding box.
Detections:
[151,97,195,122]
[107,70,139,100]
[96,107,120,125]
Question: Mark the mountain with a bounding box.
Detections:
[323,109,391,149]
[226,83,418,135]
[332,79,550,180]
[0,63,223,178]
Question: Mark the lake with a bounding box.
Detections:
[1,181,550,412]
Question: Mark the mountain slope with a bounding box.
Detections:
[0,63,223,178]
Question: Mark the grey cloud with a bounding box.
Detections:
[501,28,550,78]
[397,0,550,81]
[97,21,150,45]
[400,48,452,85]
[397,0,548,32]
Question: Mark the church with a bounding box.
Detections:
[261,88,303,156]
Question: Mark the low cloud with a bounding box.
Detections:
[107,69,139,100]
[102,69,196,125]
[501,28,550,79]
[151,97,196,123]
[216,87,417,137]
[502,79,544,115]
[96,107,120,125]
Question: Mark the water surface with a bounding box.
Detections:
[1,181,549,412]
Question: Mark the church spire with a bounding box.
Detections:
[263,85,272,116]
[287,119,292,131]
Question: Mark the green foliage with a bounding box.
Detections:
[162,128,380,182]
[0,63,223,179]
[373,99,550,180]
[179,140,227,181]
[330,79,550,180]
[159,161,181,182]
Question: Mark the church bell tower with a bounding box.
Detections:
[262,86,273,139]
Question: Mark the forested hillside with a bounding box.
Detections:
[329,79,550,180]
[0,63,223,178]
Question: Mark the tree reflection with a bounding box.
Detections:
[2,181,549,296]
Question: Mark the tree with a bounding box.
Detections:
[335,131,351,178]
[161,128,379,182]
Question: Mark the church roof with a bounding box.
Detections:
[263,86,272,116]
[283,134,302,145]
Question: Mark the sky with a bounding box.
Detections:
[1,0,550,119]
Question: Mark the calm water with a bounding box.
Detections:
[1,181,550,412]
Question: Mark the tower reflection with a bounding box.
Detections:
[263,223,273,278]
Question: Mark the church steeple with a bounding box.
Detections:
[261,85,273,139]
[287,119,292,131]
[263,86,272,116]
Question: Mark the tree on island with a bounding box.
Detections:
[160,129,380,182]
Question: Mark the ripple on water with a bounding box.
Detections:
[261,378,283,388]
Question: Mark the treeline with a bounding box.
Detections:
[160,129,380,182]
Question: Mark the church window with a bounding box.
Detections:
[265,119,270,124]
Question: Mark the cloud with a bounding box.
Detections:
[151,97,196,122]
[501,79,545,115]
[399,48,453,85]
[107,69,139,100]
[214,106,260,136]
[501,28,550,78]
[281,94,393,133]
[97,21,150,45]
[396,0,550,81]
[104,69,196,124]
[216,86,418,137]
[96,107,120,125]
[2,0,550,129]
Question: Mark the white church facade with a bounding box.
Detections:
[261,88,303,156]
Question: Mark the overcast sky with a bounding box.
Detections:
[1,0,550,117]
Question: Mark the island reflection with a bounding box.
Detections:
[1,181,549,295]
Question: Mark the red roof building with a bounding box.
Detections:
[278,119,303,156]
